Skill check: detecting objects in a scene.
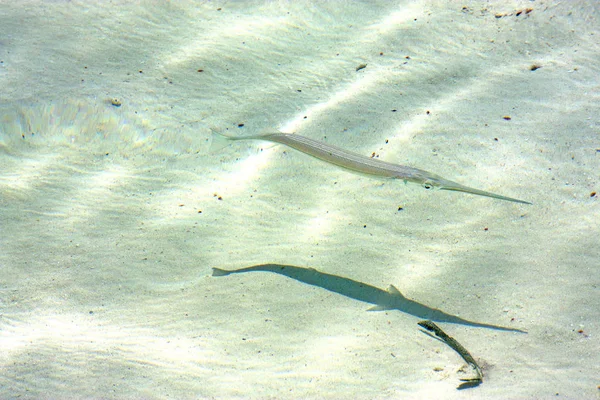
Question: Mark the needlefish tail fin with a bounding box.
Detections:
[212,267,233,277]
[438,181,532,205]
[208,128,235,153]
[208,127,280,153]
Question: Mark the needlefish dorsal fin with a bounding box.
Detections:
[366,285,407,311]
[387,284,406,298]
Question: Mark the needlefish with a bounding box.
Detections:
[212,129,531,205]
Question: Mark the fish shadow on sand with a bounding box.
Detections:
[212,263,526,333]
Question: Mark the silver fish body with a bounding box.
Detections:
[215,130,531,205]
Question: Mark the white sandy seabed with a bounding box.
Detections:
[0,1,598,399]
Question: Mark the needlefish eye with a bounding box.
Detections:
[422,180,435,190]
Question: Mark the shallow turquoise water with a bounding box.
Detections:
[1,2,598,399]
